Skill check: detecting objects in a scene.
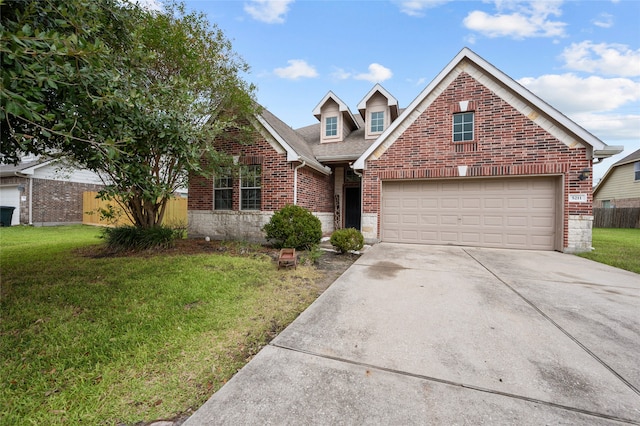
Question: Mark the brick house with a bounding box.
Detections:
[0,156,103,226]
[593,148,640,208]
[188,48,622,253]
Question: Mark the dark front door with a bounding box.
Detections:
[344,186,361,230]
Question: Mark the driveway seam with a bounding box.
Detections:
[462,248,640,398]
[269,342,640,425]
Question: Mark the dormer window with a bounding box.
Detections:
[358,84,398,140]
[326,116,338,137]
[370,111,384,133]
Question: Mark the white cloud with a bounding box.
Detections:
[273,59,318,80]
[463,1,566,39]
[354,63,393,83]
[519,73,640,114]
[561,42,640,77]
[592,13,614,28]
[570,112,640,141]
[393,0,452,17]
[244,0,294,24]
[330,68,352,80]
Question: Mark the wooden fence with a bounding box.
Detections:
[83,192,188,227]
[593,208,640,229]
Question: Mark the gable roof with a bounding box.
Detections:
[353,47,623,170]
[0,157,54,177]
[255,108,331,175]
[356,83,399,121]
[593,148,639,197]
[312,91,359,130]
[612,148,640,167]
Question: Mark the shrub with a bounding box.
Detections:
[330,228,364,253]
[102,225,182,250]
[300,244,324,265]
[262,205,322,250]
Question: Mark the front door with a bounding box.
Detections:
[344,186,361,230]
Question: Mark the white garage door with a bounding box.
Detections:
[0,186,21,226]
[381,177,558,250]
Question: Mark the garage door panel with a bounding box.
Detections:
[461,233,480,244]
[484,198,504,209]
[461,216,480,226]
[507,198,528,209]
[483,216,504,226]
[440,215,458,225]
[381,177,557,250]
[462,198,481,209]
[441,199,459,209]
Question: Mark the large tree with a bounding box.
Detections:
[1,0,256,228]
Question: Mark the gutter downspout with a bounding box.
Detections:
[28,177,33,225]
[293,160,306,205]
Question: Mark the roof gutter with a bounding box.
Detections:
[593,146,624,159]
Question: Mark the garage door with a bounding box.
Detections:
[381,177,558,250]
[0,186,21,226]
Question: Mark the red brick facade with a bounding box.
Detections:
[188,132,333,214]
[362,72,592,249]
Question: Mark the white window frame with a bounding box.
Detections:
[370,111,384,133]
[634,161,640,181]
[240,165,261,211]
[214,169,232,210]
[453,112,474,142]
[325,116,338,137]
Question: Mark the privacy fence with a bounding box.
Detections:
[593,208,640,229]
[82,192,188,227]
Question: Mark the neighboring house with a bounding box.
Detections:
[0,156,104,226]
[188,48,623,253]
[593,148,640,208]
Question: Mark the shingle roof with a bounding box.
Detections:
[257,108,329,173]
[0,157,51,177]
[613,148,640,167]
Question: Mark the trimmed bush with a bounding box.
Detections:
[102,225,182,250]
[262,205,322,250]
[330,228,364,253]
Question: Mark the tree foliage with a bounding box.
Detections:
[1,0,256,228]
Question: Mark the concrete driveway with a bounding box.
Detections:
[185,243,640,425]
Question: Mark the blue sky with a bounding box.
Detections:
[170,0,640,182]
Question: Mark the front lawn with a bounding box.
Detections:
[0,226,324,424]
[577,228,640,274]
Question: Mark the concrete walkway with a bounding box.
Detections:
[184,243,640,425]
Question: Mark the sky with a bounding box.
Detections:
[167,0,640,183]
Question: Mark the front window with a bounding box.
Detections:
[453,112,474,142]
[602,200,611,208]
[214,169,232,210]
[370,111,384,133]
[635,161,640,181]
[241,165,261,210]
[325,116,337,137]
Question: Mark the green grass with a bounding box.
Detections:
[0,226,321,424]
[577,228,640,274]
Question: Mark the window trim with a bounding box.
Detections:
[213,169,232,210]
[453,112,474,142]
[240,165,261,211]
[325,116,338,138]
[634,161,640,181]
[370,111,384,133]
